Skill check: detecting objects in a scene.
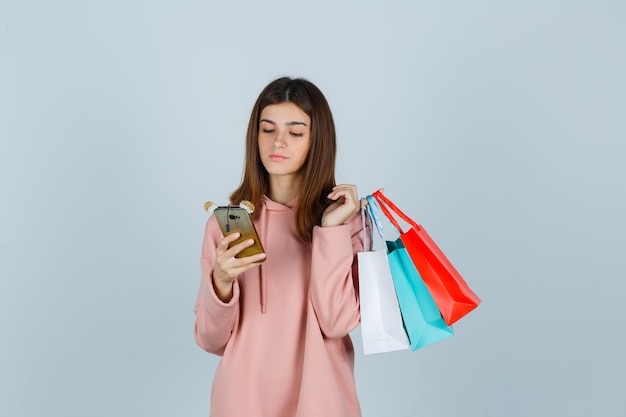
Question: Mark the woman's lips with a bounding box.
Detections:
[269,154,287,162]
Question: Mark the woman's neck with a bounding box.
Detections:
[267,175,302,204]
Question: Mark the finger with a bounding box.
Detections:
[222,253,267,275]
[330,184,357,195]
[239,253,267,264]
[328,188,359,208]
[215,249,265,276]
[223,238,256,259]
[331,184,356,193]
[216,233,242,257]
[231,251,266,264]
[229,258,266,276]
[218,232,241,249]
[327,186,356,201]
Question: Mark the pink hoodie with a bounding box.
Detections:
[194,196,365,417]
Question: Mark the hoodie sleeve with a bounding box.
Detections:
[309,211,367,339]
[193,216,241,356]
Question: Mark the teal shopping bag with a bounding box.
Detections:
[366,195,454,351]
[386,239,454,351]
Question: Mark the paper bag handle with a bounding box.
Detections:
[372,190,421,235]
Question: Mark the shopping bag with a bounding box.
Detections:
[367,196,454,351]
[358,204,409,355]
[372,190,481,326]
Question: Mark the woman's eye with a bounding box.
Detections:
[290,132,304,137]
[262,129,275,133]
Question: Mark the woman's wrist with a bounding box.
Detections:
[212,274,234,302]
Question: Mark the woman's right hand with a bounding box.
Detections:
[212,232,266,302]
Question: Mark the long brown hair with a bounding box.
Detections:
[229,77,337,241]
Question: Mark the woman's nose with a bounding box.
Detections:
[273,132,287,149]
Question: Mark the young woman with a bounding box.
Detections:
[194,77,366,417]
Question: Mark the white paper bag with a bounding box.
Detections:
[358,203,409,355]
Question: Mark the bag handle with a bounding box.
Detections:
[372,190,420,234]
[360,200,371,251]
[361,196,391,250]
[365,195,386,241]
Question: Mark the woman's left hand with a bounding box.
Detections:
[321,184,360,227]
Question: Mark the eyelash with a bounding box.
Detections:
[261,129,304,137]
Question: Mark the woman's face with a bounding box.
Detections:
[258,102,312,180]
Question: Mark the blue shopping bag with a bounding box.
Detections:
[386,239,454,351]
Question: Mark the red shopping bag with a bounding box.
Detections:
[372,190,481,325]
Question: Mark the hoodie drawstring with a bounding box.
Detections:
[260,264,267,314]
[255,196,296,314]
[259,201,269,313]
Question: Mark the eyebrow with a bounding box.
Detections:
[260,118,308,127]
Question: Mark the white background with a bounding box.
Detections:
[1,1,625,416]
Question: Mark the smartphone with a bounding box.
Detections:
[214,206,265,260]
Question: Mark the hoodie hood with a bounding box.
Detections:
[259,195,298,212]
